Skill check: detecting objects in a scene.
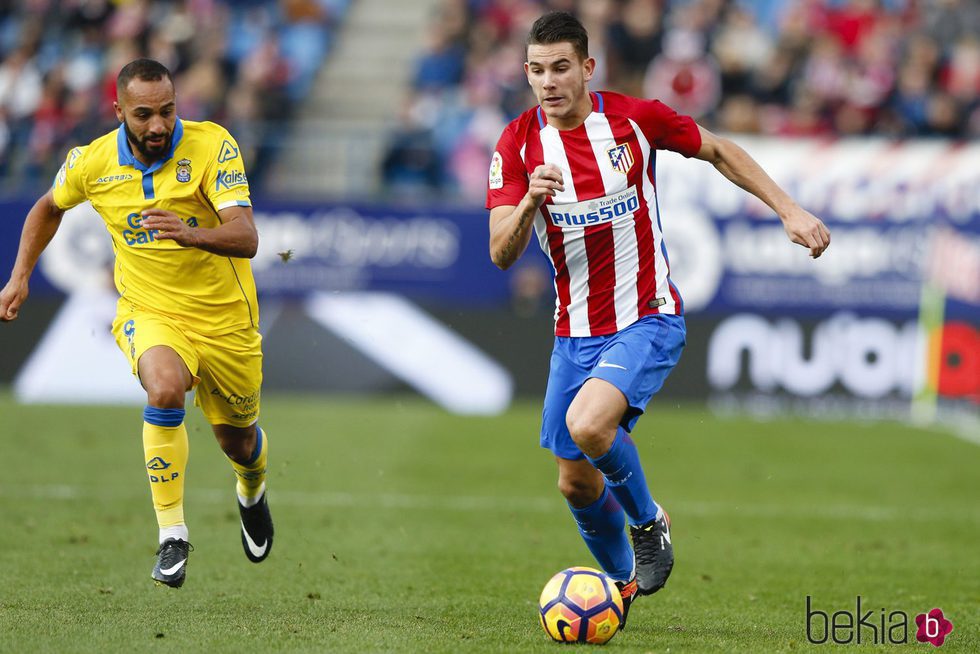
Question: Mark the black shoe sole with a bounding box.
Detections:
[152,576,185,589]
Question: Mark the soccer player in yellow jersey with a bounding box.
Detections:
[0,59,273,588]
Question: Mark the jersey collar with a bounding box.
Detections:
[536,93,604,131]
[116,118,184,173]
[591,91,604,113]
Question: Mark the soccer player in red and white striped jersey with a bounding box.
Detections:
[487,11,830,626]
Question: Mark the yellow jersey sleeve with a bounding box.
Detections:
[203,129,252,211]
[51,146,89,210]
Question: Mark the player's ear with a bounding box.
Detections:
[113,100,124,123]
[583,57,596,82]
[524,61,532,84]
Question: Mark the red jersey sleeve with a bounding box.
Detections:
[486,125,528,209]
[628,97,702,158]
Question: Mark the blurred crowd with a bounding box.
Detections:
[382,0,980,201]
[0,0,347,195]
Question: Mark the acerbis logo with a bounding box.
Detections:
[215,169,248,191]
[235,468,266,481]
[217,140,239,163]
[146,457,171,471]
[146,456,179,483]
[806,596,954,646]
[95,174,134,184]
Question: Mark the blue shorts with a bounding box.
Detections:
[540,314,686,460]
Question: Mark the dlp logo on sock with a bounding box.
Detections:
[806,596,953,646]
[146,457,180,483]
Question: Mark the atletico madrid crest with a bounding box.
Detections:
[607,143,634,174]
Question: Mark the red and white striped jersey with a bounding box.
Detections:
[487,91,702,337]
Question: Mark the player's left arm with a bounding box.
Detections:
[140,205,258,258]
[693,125,831,258]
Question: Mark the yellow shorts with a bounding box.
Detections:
[111,303,263,428]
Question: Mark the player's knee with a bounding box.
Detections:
[219,438,251,463]
[213,426,256,463]
[145,384,185,409]
[566,410,605,450]
[557,474,602,506]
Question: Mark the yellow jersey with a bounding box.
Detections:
[52,119,258,335]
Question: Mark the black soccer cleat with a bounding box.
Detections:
[152,538,192,588]
[615,577,639,630]
[239,491,274,563]
[631,511,673,595]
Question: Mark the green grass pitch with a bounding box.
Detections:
[0,392,977,653]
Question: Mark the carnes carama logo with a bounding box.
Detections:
[122,213,198,246]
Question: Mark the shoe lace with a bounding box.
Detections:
[156,540,194,556]
[631,523,661,565]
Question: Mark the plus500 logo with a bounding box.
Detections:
[122,213,198,246]
[549,187,639,227]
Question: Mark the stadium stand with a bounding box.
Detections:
[0,0,349,196]
[0,1,976,201]
[265,0,443,199]
[381,0,980,201]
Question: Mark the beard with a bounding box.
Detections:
[123,119,171,161]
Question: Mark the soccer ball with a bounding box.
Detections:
[538,566,623,644]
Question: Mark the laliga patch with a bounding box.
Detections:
[488,151,503,189]
[175,158,192,183]
[648,297,666,308]
[607,142,634,174]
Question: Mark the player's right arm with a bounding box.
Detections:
[489,164,564,270]
[0,190,66,322]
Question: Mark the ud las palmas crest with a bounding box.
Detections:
[607,143,634,174]
[176,158,192,183]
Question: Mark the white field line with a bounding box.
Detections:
[1,484,978,525]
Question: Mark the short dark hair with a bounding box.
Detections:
[526,11,589,61]
[117,58,174,93]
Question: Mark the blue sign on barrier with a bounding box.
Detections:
[249,203,510,304]
[0,200,515,305]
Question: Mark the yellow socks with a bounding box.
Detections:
[142,407,188,534]
[229,427,268,506]
[142,411,267,539]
